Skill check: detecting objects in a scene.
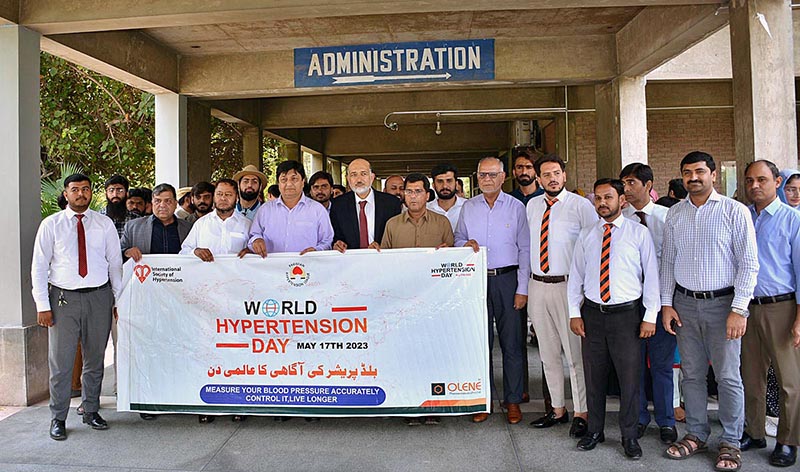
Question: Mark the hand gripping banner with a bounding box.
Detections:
[117,248,489,417]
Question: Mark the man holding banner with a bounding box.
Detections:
[455,157,530,425]
[248,160,333,256]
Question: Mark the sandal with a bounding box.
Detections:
[714,445,742,472]
[665,434,708,460]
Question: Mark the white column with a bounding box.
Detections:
[595,76,648,179]
[0,25,49,405]
[155,93,188,187]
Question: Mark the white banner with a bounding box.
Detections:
[117,248,489,417]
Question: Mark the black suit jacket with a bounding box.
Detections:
[329,190,402,249]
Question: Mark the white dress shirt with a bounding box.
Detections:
[660,190,758,311]
[622,200,668,265]
[354,189,376,244]
[527,188,598,276]
[180,210,252,256]
[568,215,661,323]
[427,196,466,231]
[31,208,123,312]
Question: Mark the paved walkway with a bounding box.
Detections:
[0,342,782,472]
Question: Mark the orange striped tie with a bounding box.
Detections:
[600,223,612,302]
[539,198,558,273]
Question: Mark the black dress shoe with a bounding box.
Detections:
[49,419,67,440]
[139,413,156,420]
[232,415,246,422]
[623,438,643,459]
[660,425,678,444]
[530,411,569,428]
[740,431,767,451]
[769,443,797,467]
[577,432,605,451]
[198,415,214,424]
[570,417,588,438]
[82,412,109,430]
[637,423,647,439]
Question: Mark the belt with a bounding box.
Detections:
[750,293,796,306]
[531,273,567,284]
[52,281,110,293]
[487,265,518,276]
[675,284,734,300]
[583,298,640,314]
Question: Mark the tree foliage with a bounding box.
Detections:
[40,53,155,188]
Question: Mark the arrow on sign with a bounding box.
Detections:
[332,72,452,84]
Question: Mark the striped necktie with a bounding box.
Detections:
[539,198,558,273]
[600,223,612,303]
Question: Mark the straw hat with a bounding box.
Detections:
[176,187,192,200]
[233,165,268,188]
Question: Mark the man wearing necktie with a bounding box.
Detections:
[620,163,676,445]
[31,174,122,441]
[330,158,402,253]
[527,154,597,437]
[568,178,660,459]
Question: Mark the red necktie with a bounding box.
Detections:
[76,214,88,278]
[600,223,612,302]
[358,200,369,248]
[539,198,558,273]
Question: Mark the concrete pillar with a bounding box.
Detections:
[242,126,262,168]
[730,0,797,195]
[0,25,49,406]
[186,100,211,184]
[279,142,301,162]
[329,159,342,184]
[594,76,648,179]
[155,93,187,187]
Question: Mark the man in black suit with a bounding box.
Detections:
[330,158,402,252]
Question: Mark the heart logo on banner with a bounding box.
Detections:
[134,264,152,283]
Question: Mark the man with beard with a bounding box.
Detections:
[233,165,268,220]
[175,187,194,220]
[126,188,148,217]
[568,178,659,459]
[181,181,215,224]
[510,150,544,205]
[383,175,405,202]
[427,163,465,232]
[330,158,401,252]
[100,175,139,238]
[455,157,529,425]
[662,152,758,472]
[528,154,597,437]
[308,171,335,212]
[32,173,122,440]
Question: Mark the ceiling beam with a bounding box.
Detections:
[20,0,725,35]
[0,0,18,24]
[325,122,509,157]
[181,36,615,98]
[41,30,178,94]
[616,4,728,77]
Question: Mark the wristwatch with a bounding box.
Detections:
[731,307,749,318]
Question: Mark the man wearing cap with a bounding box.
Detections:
[175,187,194,220]
[233,165,268,221]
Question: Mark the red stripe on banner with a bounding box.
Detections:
[331,306,368,312]
[215,343,249,348]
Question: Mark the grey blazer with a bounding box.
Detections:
[120,215,193,258]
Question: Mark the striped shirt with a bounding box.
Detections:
[660,190,758,311]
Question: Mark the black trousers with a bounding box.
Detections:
[487,271,525,404]
[581,300,642,440]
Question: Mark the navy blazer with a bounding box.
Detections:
[329,190,402,249]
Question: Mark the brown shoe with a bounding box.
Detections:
[472,413,489,423]
[506,404,522,424]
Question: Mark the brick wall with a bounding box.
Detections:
[570,109,734,196]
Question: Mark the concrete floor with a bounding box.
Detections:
[0,339,782,472]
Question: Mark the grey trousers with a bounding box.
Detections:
[673,291,744,447]
[48,284,113,421]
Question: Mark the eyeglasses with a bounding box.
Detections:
[785,187,800,196]
[404,189,427,196]
[152,198,175,206]
[477,172,501,180]
[106,187,126,194]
